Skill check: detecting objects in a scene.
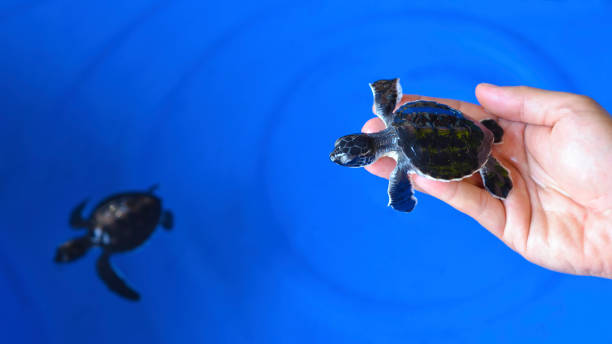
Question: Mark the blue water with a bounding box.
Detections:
[1,1,611,343]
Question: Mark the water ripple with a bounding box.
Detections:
[53,0,175,118]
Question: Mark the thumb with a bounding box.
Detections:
[475,83,594,127]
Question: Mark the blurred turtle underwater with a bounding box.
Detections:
[55,185,173,301]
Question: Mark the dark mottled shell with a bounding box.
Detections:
[91,193,162,252]
[393,101,492,180]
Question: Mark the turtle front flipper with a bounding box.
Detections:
[69,199,90,229]
[55,236,93,263]
[387,161,417,212]
[480,157,513,199]
[96,251,140,301]
[370,78,402,127]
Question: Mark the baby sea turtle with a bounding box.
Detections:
[330,78,512,212]
[54,184,173,300]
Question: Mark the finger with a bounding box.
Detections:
[475,83,596,126]
[372,94,492,122]
[363,156,484,190]
[412,174,506,238]
[361,117,385,133]
[401,94,491,121]
[364,157,395,179]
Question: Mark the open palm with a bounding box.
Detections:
[363,84,612,278]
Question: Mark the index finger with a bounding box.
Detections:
[475,83,602,126]
[365,94,494,134]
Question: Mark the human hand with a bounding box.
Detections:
[362,84,612,279]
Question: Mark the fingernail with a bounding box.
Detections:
[478,82,499,89]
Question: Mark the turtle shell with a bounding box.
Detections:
[392,101,493,180]
[90,193,162,252]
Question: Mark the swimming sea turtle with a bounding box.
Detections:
[329,78,512,212]
[54,184,173,300]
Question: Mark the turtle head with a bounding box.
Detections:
[330,134,376,167]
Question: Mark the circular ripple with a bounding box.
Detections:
[260,11,570,315]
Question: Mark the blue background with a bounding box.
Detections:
[1,0,611,343]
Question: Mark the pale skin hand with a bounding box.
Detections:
[362,84,612,279]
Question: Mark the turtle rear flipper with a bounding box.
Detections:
[370,78,402,127]
[160,210,173,230]
[96,252,140,301]
[480,157,512,199]
[387,162,417,212]
[54,236,93,263]
[69,199,90,229]
[481,119,504,144]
